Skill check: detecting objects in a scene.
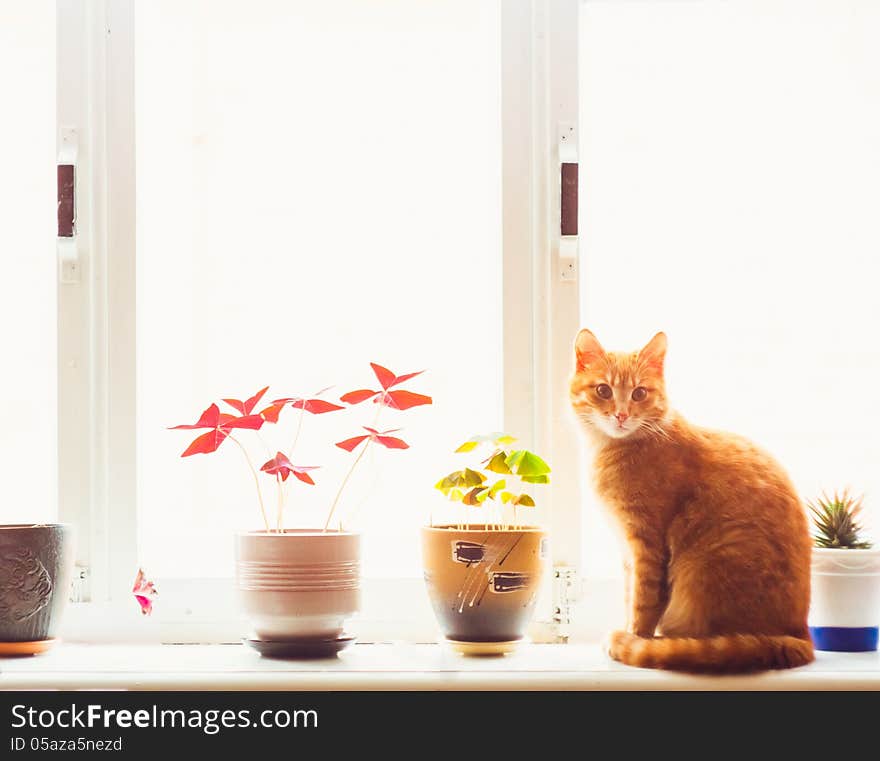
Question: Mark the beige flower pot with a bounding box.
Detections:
[235,530,360,656]
[421,524,548,655]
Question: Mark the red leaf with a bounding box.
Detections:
[221,414,265,431]
[261,452,294,481]
[222,386,269,416]
[370,362,397,390]
[302,398,345,414]
[369,363,425,389]
[222,400,246,415]
[340,389,378,405]
[261,453,319,483]
[336,435,369,452]
[132,568,158,616]
[375,435,409,449]
[181,428,229,457]
[387,369,424,388]
[259,402,285,423]
[363,426,401,435]
[274,397,345,415]
[169,403,221,430]
[382,389,433,410]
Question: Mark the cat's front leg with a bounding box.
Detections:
[628,540,668,638]
[622,556,633,632]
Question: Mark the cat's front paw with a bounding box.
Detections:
[604,630,629,662]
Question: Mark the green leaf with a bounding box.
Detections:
[505,449,525,471]
[521,474,550,484]
[435,474,459,493]
[462,468,486,487]
[455,432,517,453]
[514,494,536,507]
[507,450,551,477]
[442,470,465,487]
[462,487,488,506]
[488,479,506,499]
[485,451,512,475]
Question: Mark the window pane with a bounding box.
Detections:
[136,0,502,578]
[0,1,56,523]
[579,0,880,574]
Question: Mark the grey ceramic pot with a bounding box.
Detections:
[0,524,75,650]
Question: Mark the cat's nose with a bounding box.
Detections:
[615,412,629,424]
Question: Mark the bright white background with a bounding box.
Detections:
[579,0,880,575]
[5,0,880,644]
[0,1,56,524]
[135,0,503,578]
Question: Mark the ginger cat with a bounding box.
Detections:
[570,328,813,672]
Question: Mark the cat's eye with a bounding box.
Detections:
[631,387,648,402]
[595,384,613,400]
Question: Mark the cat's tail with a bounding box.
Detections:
[608,630,814,673]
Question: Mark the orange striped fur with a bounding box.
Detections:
[570,329,814,673]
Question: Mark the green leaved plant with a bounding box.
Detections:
[433,432,550,530]
[808,489,873,549]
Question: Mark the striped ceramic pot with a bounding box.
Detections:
[421,524,548,655]
[809,547,880,652]
[235,530,360,652]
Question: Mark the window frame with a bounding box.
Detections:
[57,0,587,644]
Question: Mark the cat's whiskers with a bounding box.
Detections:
[639,419,671,442]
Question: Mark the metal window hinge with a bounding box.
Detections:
[558,122,578,282]
[57,126,80,284]
[70,564,90,603]
[552,565,579,643]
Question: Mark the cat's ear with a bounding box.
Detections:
[575,329,605,370]
[639,331,667,372]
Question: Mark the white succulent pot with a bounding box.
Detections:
[809,547,880,651]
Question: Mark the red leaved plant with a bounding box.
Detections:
[169,365,431,533]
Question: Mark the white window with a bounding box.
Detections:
[135,0,503,582]
[575,0,880,626]
[0,1,57,525]
[50,0,878,647]
[55,0,581,643]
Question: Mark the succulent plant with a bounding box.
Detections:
[807,490,873,549]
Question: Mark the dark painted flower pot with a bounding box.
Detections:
[421,524,548,655]
[0,524,75,656]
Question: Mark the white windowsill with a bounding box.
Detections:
[2,643,879,690]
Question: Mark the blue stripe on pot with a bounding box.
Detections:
[809,626,879,652]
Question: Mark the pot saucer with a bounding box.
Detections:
[243,634,356,659]
[444,638,521,656]
[0,638,59,657]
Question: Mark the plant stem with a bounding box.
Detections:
[230,435,269,532]
[289,403,306,458]
[324,440,370,532]
[275,473,284,533]
[325,401,384,532]
[255,432,274,460]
